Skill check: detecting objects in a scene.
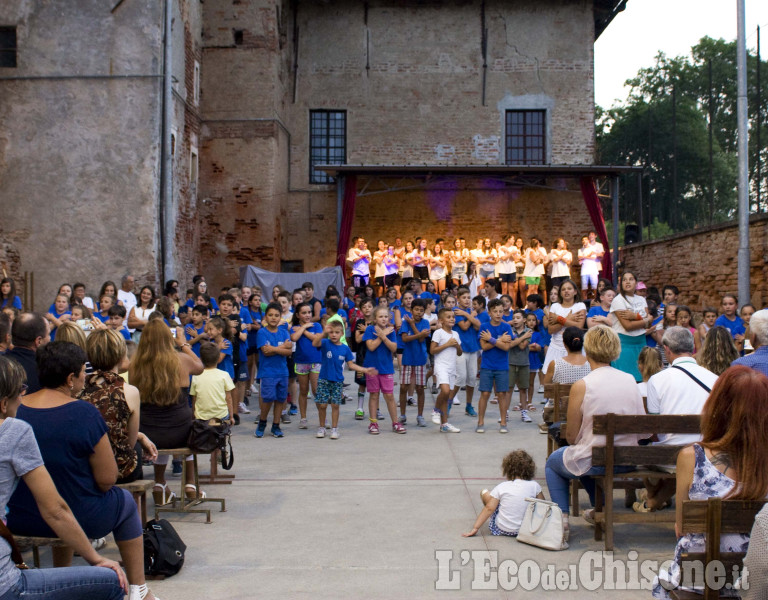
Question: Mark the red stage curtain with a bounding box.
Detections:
[336,175,357,283]
[579,176,613,282]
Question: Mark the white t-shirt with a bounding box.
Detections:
[550,250,572,278]
[348,248,372,276]
[373,250,387,278]
[548,302,587,351]
[117,289,137,332]
[497,245,517,274]
[646,357,717,446]
[523,247,547,277]
[578,245,600,276]
[432,328,460,373]
[609,294,648,337]
[489,479,543,534]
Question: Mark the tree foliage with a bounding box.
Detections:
[597,37,768,236]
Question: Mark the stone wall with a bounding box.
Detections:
[620,214,768,310]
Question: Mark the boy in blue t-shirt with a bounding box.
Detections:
[107,305,131,341]
[476,298,513,434]
[311,320,374,439]
[185,305,208,357]
[254,302,293,438]
[715,293,745,352]
[398,298,431,427]
[448,289,481,416]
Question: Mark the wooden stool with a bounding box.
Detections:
[16,536,69,568]
[117,479,154,524]
[154,448,226,524]
[197,450,235,486]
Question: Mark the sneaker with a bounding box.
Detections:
[406,397,415,406]
[238,402,251,414]
[440,423,461,433]
[250,384,259,396]
[299,418,308,429]
[91,537,107,550]
[368,422,379,435]
[392,422,407,434]
[431,410,441,424]
[497,411,509,423]
[538,423,549,434]
[431,384,438,394]
[377,410,385,421]
[490,397,498,404]
[280,413,291,424]
[316,427,326,438]
[475,425,485,433]
[325,421,330,429]
[399,414,407,424]
[538,385,544,393]
[465,405,477,417]
[416,415,426,427]
[499,426,509,434]
[288,404,298,416]
[452,397,460,405]
[330,428,340,440]
[354,409,365,420]
[254,422,266,438]
[521,409,532,423]
[271,425,284,438]
[171,459,182,477]
[514,385,519,392]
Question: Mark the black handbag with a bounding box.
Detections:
[143,519,186,579]
[187,418,234,470]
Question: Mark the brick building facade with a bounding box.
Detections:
[1,0,626,304]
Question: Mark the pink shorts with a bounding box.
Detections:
[366,373,394,395]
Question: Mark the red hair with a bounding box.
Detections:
[700,365,768,500]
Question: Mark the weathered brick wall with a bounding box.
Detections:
[620,214,768,310]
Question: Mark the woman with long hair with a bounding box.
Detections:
[0,278,21,310]
[449,238,469,288]
[127,286,156,343]
[696,325,740,376]
[523,238,546,300]
[130,320,202,504]
[652,366,768,598]
[543,279,587,374]
[429,242,448,294]
[609,271,652,382]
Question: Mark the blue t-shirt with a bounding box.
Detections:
[186,297,219,312]
[477,311,491,326]
[48,309,72,341]
[399,318,430,366]
[525,308,545,325]
[1,296,21,310]
[292,322,324,364]
[117,327,131,341]
[715,314,745,339]
[479,321,513,370]
[502,312,514,324]
[362,325,396,375]
[237,308,253,363]
[256,327,291,378]
[529,330,546,371]
[319,338,354,382]
[454,313,481,353]
[389,299,402,312]
[395,308,412,350]
[587,306,608,320]
[246,308,263,349]
[186,325,206,357]
[319,307,348,323]
[217,340,235,379]
[93,311,109,324]
[646,315,663,348]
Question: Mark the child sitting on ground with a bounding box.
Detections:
[190,341,235,426]
[462,449,544,537]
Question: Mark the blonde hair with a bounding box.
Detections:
[86,328,126,372]
[129,319,180,407]
[637,347,662,382]
[583,325,621,363]
[54,321,87,351]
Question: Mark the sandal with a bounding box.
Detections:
[512,405,522,411]
[129,583,161,600]
[526,405,537,412]
[152,483,176,506]
[184,484,207,500]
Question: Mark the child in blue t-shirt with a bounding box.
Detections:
[311,320,374,440]
[46,294,72,341]
[291,302,324,428]
[94,293,115,324]
[476,298,513,434]
[205,316,234,379]
[362,306,402,435]
[715,293,745,353]
[254,303,293,438]
[526,312,548,395]
[185,305,208,357]
[107,305,131,341]
[398,298,431,427]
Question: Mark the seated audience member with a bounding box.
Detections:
[82,329,158,484]
[634,327,718,513]
[714,293,745,352]
[6,313,49,394]
[636,346,662,398]
[651,366,768,599]
[107,305,132,341]
[696,325,739,376]
[0,313,10,353]
[732,309,768,377]
[6,342,159,600]
[740,503,768,600]
[462,450,544,538]
[0,356,126,600]
[544,326,645,542]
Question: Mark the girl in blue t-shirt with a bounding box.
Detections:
[0,278,22,310]
[290,302,323,427]
[246,293,263,386]
[715,293,746,353]
[525,312,547,396]
[362,306,402,434]
[45,294,72,341]
[206,316,234,379]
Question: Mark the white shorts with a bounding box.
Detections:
[455,351,479,387]
[434,368,456,388]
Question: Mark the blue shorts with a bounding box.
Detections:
[479,369,509,393]
[235,362,249,382]
[260,377,289,402]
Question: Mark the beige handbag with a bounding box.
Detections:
[516,498,567,551]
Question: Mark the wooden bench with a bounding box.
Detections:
[670,498,766,600]
[543,382,571,457]
[15,536,69,568]
[591,413,701,550]
[117,479,154,525]
[154,448,226,524]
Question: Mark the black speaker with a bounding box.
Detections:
[624,224,640,245]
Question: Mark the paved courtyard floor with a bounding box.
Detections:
[37,379,675,598]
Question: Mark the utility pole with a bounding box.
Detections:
[736,0,750,306]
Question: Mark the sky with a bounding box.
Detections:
[594,0,768,109]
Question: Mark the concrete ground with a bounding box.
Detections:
[35,378,676,598]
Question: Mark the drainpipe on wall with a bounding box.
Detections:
[159,0,174,284]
